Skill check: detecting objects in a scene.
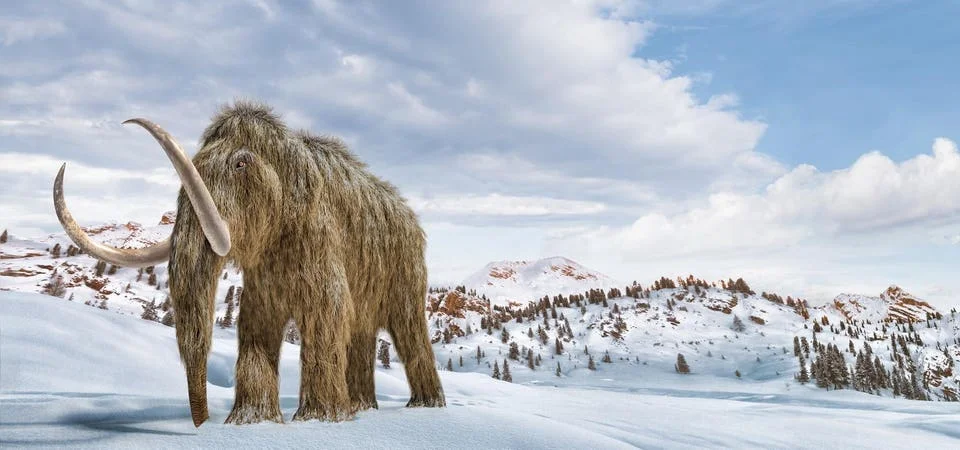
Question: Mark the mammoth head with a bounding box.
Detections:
[53,102,291,426]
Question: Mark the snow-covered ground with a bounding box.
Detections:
[3,291,959,449]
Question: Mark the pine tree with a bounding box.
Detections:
[731,315,746,332]
[94,260,107,277]
[378,340,391,368]
[798,360,810,384]
[50,243,61,258]
[161,310,175,327]
[43,272,67,298]
[735,369,741,378]
[602,350,612,363]
[588,355,596,370]
[221,298,235,328]
[492,361,501,380]
[0,229,7,243]
[148,272,158,286]
[459,355,464,367]
[555,362,562,377]
[675,353,690,374]
[555,337,564,355]
[509,342,520,360]
[225,285,235,304]
[500,328,510,344]
[502,359,512,382]
[527,349,535,370]
[447,358,453,371]
[141,300,159,321]
[476,345,482,363]
[284,321,301,344]
[793,336,801,357]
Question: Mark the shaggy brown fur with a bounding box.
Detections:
[169,101,444,426]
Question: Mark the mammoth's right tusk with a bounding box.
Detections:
[53,163,171,267]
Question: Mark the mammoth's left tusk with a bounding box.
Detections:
[123,118,231,256]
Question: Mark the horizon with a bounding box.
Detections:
[3,1,960,310]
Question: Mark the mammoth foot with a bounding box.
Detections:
[351,397,379,412]
[292,403,356,422]
[406,394,446,408]
[224,404,283,425]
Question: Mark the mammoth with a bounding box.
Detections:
[53,101,445,426]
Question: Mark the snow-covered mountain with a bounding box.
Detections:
[2,220,959,405]
[6,290,960,448]
[461,256,621,305]
[831,286,940,323]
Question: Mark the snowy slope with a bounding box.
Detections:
[4,290,960,449]
[831,286,940,323]
[462,256,621,305]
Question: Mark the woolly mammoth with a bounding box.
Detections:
[53,102,445,426]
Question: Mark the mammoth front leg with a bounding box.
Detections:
[225,284,285,425]
[292,271,355,422]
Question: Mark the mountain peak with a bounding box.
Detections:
[831,285,938,323]
[463,257,620,304]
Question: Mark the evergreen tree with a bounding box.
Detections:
[140,300,159,321]
[731,315,746,332]
[500,328,510,344]
[675,353,690,374]
[492,361,501,380]
[555,362,562,377]
[50,243,61,258]
[42,272,67,298]
[447,358,453,371]
[221,298,235,328]
[476,345,482,363]
[0,229,7,243]
[602,350,612,363]
[798,360,810,384]
[793,336,801,357]
[509,342,520,360]
[98,298,108,310]
[527,349,535,370]
[94,260,107,277]
[588,355,597,370]
[502,359,512,382]
[735,369,741,378]
[107,264,118,275]
[555,338,564,355]
[378,340,391,368]
[284,321,301,344]
[161,310,175,327]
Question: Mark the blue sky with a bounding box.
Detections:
[1,1,959,308]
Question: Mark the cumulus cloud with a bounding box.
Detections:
[551,138,960,259]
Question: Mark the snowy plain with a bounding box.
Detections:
[2,291,959,449]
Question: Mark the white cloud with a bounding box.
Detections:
[550,138,960,260]
[409,194,606,217]
[0,18,65,46]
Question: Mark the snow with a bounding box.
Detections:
[462,256,621,305]
[3,291,960,449]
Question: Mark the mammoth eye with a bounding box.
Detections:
[236,160,247,170]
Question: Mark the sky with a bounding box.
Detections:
[1,0,959,308]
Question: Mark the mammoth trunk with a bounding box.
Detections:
[169,193,226,427]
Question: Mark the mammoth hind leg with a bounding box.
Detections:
[388,302,446,408]
[346,329,378,411]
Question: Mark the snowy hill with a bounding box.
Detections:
[462,257,621,305]
[3,219,960,429]
[5,290,960,448]
[831,286,940,323]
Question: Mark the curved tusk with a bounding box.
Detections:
[54,163,171,267]
[122,118,231,256]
